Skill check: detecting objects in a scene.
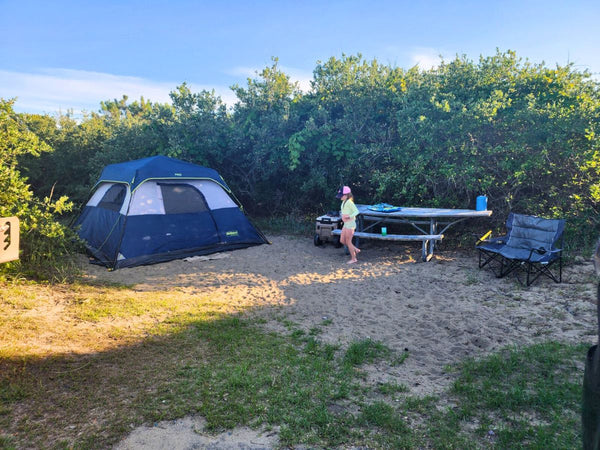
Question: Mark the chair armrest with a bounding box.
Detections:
[527,247,563,260]
[532,247,562,255]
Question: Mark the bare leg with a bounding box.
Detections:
[342,228,358,263]
[339,229,347,247]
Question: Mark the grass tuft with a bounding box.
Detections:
[343,339,391,366]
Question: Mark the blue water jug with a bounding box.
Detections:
[476,195,487,211]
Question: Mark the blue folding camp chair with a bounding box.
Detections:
[477,212,564,286]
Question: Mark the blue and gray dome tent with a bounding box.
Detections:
[74,155,268,269]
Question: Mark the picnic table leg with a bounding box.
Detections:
[421,219,437,262]
[356,215,364,249]
[430,219,437,255]
[422,240,434,262]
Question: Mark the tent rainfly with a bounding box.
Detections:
[74,155,268,269]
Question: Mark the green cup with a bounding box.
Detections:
[381,227,387,236]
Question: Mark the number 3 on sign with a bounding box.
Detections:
[0,217,19,263]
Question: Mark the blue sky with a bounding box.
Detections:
[1,0,599,116]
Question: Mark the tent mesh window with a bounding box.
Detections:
[97,184,126,212]
[160,183,209,214]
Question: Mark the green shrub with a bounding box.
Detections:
[0,99,81,282]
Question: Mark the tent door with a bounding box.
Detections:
[158,182,224,243]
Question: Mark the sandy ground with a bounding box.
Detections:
[80,235,598,449]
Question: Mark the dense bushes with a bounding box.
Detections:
[3,50,600,275]
[0,100,80,281]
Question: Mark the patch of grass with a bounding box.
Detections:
[359,401,415,447]
[403,395,439,414]
[377,382,409,396]
[464,273,480,286]
[0,435,16,449]
[424,341,587,448]
[290,328,305,339]
[360,401,408,433]
[278,318,297,329]
[343,339,392,367]
[309,326,322,336]
[0,379,27,403]
[392,351,409,366]
[166,318,360,446]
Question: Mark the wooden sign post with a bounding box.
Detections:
[0,217,20,263]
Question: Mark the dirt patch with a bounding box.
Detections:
[115,416,279,449]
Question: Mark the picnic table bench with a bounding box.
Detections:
[332,229,443,261]
[333,204,492,261]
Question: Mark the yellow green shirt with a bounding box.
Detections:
[341,199,359,229]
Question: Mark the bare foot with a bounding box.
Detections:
[347,259,358,264]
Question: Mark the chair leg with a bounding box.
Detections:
[478,249,505,278]
[478,249,497,269]
[522,259,562,286]
[500,258,521,279]
[559,256,562,283]
[479,247,563,287]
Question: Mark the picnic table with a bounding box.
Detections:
[332,204,492,261]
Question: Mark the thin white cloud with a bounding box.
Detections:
[0,64,315,117]
[226,66,260,78]
[0,68,236,116]
[280,66,313,92]
[378,45,449,71]
[226,65,313,92]
[409,47,446,70]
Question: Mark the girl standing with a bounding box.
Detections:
[336,186,360,264]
